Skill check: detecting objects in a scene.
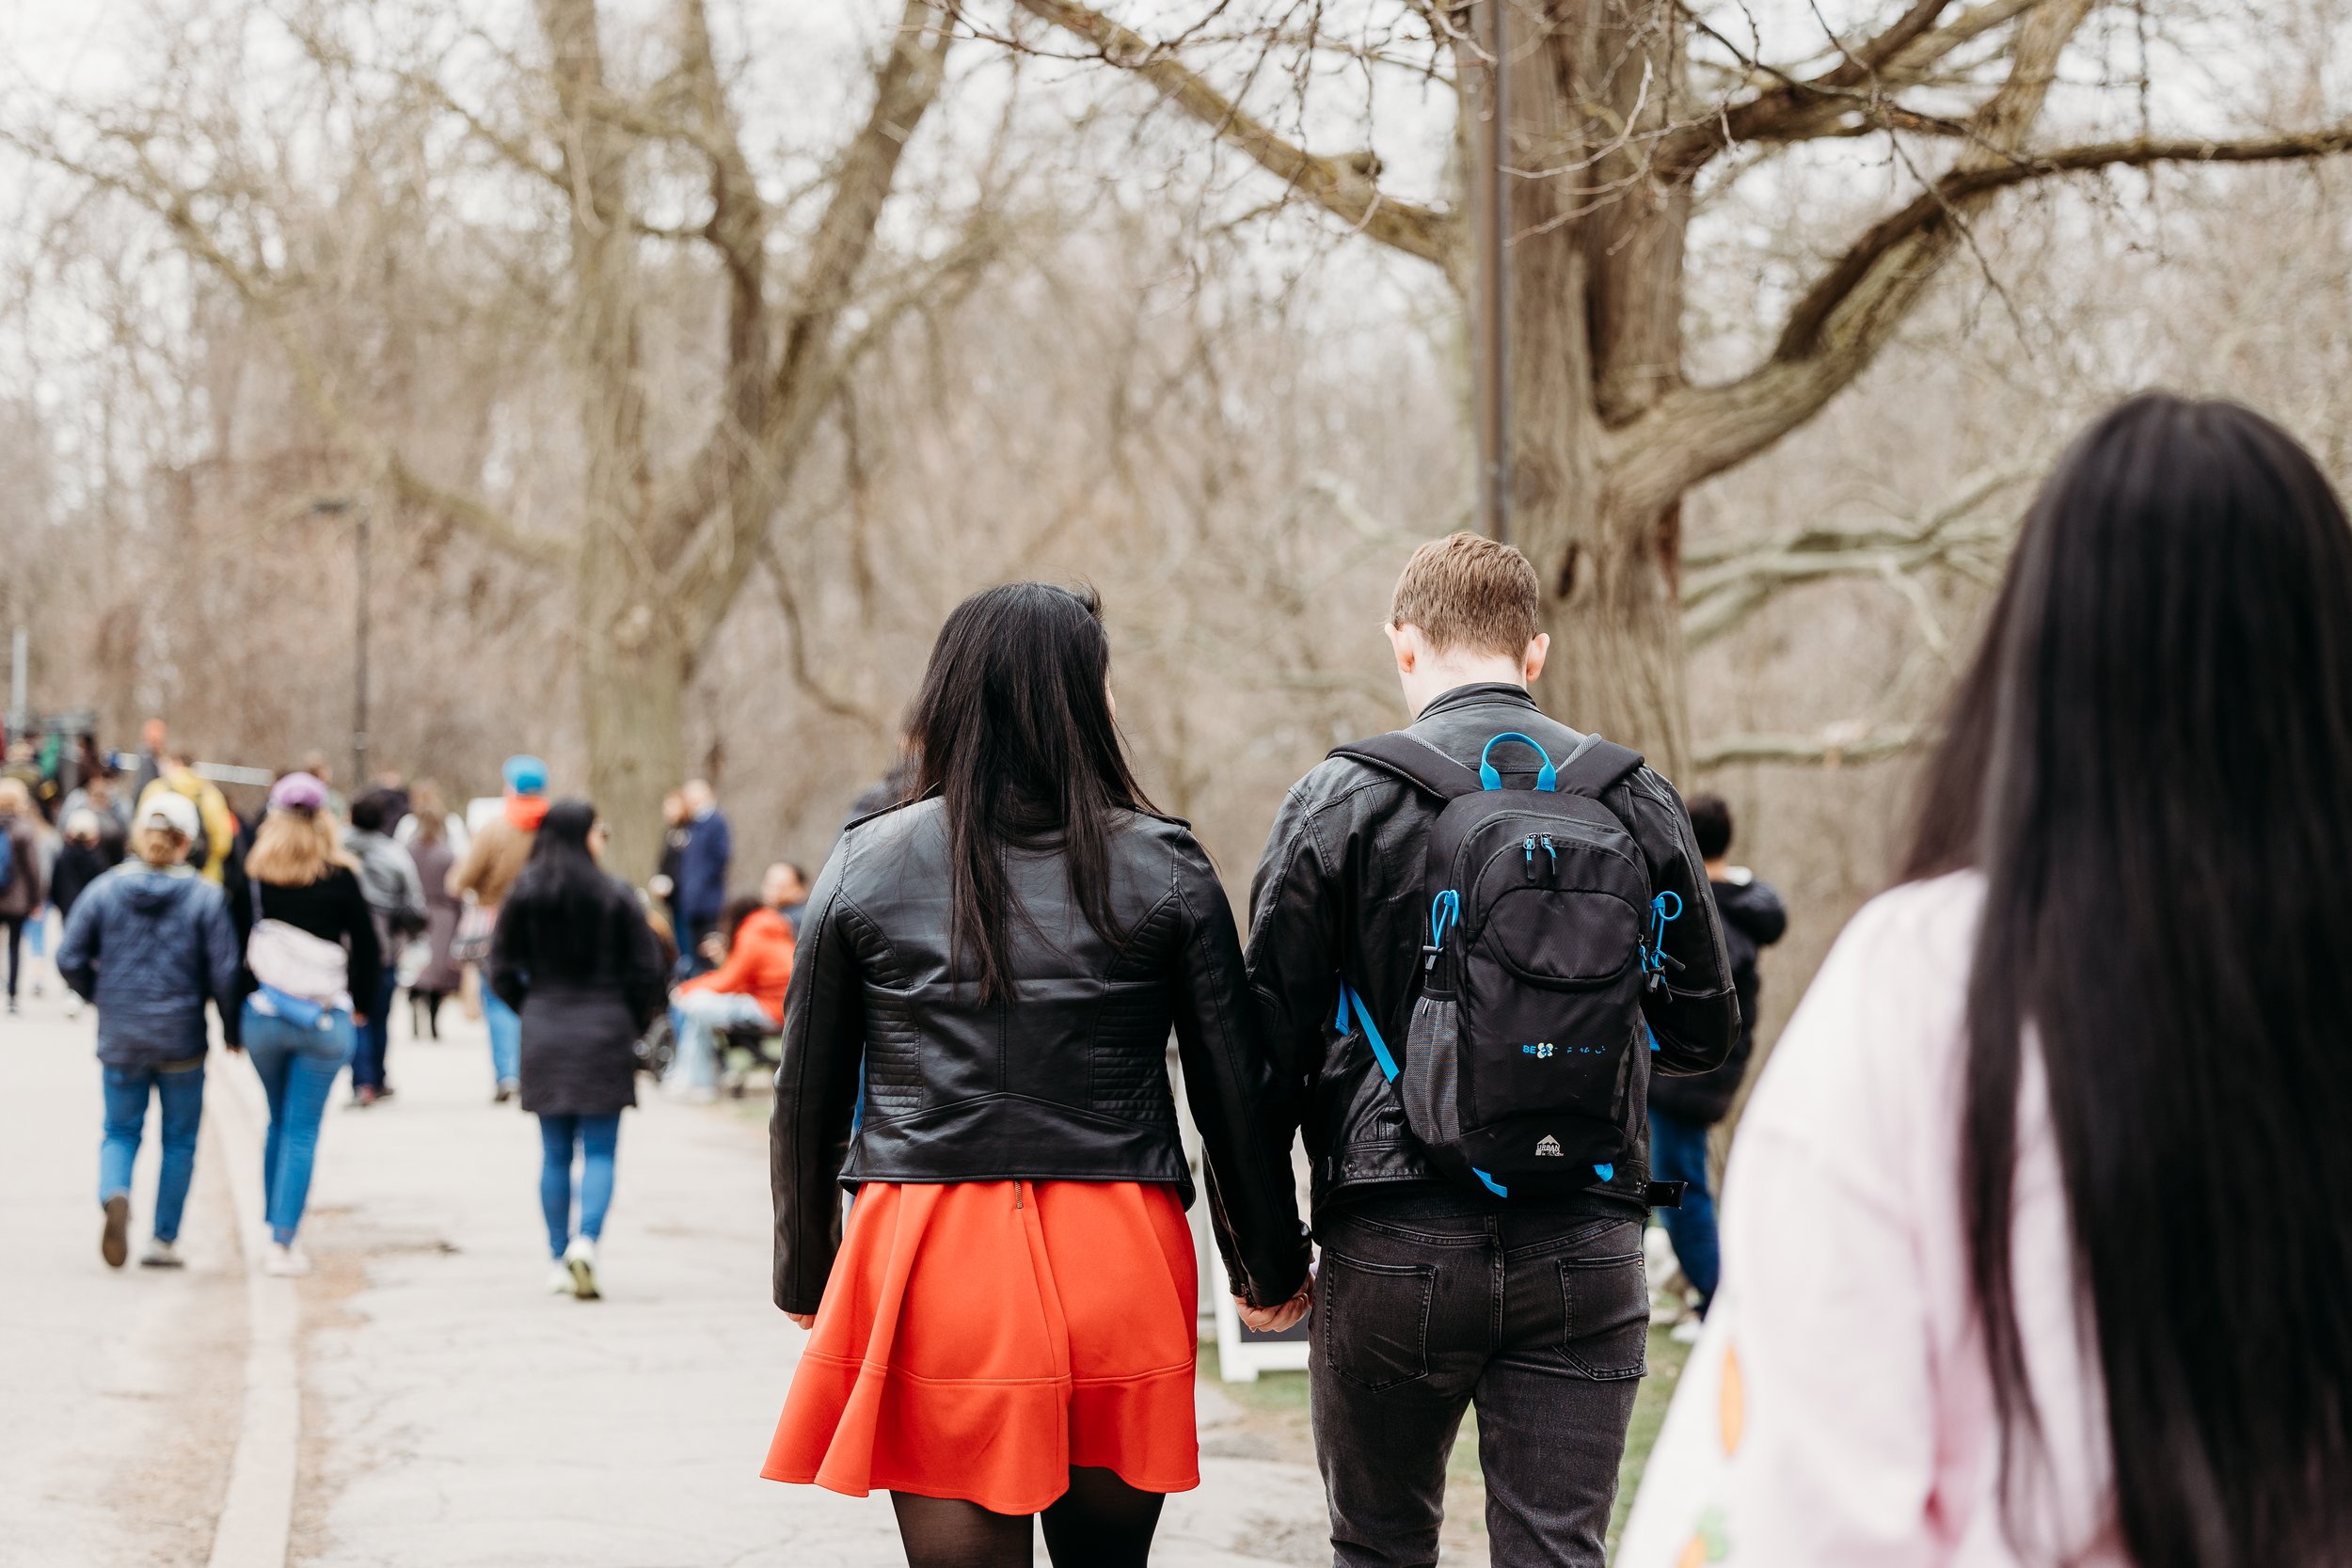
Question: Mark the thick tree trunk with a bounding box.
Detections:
[1533,491,1692,778]
[538,0,678,884]
[579,602,687,885]
[1490,0,1695,778]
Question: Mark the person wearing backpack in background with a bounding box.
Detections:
[342,790,427,1107]
[1646,794,1785,1334]
[56,792,239,1270]
[1247,531,1737,1568]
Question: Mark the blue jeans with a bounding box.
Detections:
[350,970,398,1091]
[99,1060,207,1243]
[244,1002,357,1244]
[668,990,773,1091]
[1648,1107,1719,1312]
[480,985,522,1087]
[537,1114,620,1258]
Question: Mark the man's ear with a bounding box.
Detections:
[1385,621,1418,675]
[1522,633,1550,685]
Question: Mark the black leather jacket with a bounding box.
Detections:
[770,799,1311,1315]
[1246,683,1740,1221]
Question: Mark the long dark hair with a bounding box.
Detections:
[1904,393,2352,1565]
[908,582,1155,1002]
[508,799,622,981]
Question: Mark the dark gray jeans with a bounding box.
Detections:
[1309,1195,1649,1568]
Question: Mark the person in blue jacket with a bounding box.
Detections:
[57,791,241,1270]
[672,779,732,974]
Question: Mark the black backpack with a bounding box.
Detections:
[1331,729,1684,1201]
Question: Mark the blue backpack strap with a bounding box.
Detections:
[1334,980,1401,1083]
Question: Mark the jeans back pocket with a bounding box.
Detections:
[1558,1247,1648,1380]
[1321,1251,1437,1390]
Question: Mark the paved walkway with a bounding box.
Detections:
[1,983,1333,1567]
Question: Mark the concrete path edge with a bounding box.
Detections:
[203,1058,300,1568]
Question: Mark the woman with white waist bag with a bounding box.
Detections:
[227,772,382,1277]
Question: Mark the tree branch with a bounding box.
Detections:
[1693,722,1927,769]
[1008,0,1457,269]
[6,130,567,568]
[1661,0,2043,175]
[665,0,959,627]
[1604,0,2352,516]
[1778,122,2352,356]
[1682,464,2033,647]
[755,535,888,728]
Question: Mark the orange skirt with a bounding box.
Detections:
[761,1180,1200,1515]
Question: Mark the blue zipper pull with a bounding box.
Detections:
[1541,835,1558,876]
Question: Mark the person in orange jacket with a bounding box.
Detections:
[666,861,798,1102]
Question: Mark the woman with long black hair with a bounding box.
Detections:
[762,583,1311,1568]
[488,800,664,1301]
[1622,392,2352,1568]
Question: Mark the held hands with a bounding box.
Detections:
[1235,1278,1314,1334]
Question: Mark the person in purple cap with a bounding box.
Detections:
[226,771,381,1276]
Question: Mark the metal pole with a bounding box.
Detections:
[354,507,371,790]
[1470,0,1511,544]
[8,626,25,726]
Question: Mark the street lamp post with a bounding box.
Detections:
[310,499,371,790]
[1470,0,1512,545]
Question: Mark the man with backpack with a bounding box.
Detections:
[1247,532,1737,1568]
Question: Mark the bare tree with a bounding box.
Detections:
[6,0,981,873]
[993,0,2352,772]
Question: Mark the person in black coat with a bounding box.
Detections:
[1647,793,1788,1319]
[487,800,663,1301]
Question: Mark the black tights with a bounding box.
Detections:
[890,1467,1164,1568]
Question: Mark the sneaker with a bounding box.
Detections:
[1671,1315,1706,1346]
[63,997,80,1020]
[262,1242,312,1277]
[493,1081,517,1105]
[548,1261,576,1295]
[351,1085,377,1108]
[564,1235,600,1301]
[140,1239,185,1269]
[101,1195,129,1269]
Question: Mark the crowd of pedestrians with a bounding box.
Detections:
[6,719,793,1301]
[15,387,2350,1565]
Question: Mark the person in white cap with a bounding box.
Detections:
[56,789,240,1270]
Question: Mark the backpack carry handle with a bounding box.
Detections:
[1477,733,1558,792]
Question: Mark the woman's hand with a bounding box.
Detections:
[1236,1279,1313,1334]
[786,1312,816,1331]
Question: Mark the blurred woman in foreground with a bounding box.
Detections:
[1623,393,2352,1567]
